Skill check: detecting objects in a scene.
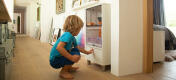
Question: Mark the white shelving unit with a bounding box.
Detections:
[85,4,111,70]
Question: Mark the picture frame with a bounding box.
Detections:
[72,0,81,8]
[56,0,65,14]
[51,27,62,45]
[72,0,99,9]
[37,7,40,21]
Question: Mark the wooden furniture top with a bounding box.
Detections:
[0,0,11,22]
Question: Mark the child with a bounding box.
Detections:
[49,15,94,79]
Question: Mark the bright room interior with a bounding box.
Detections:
[1,0,176,80]
[153,0,176,80]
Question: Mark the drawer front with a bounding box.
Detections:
[86,46,104,65]
[0,47,5,57]
[0,59,5,80]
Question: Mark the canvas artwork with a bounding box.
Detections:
[37,7,40,21]
[51,27,62,45]
[56,0,65,14]
[49,18,54,44]
[72,0,79,8]
[76,29,85,48]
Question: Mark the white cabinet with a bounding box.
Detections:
[153,31,165,62]
[85,4,111,68]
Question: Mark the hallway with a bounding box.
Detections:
[8,35,176,80]
[8,36,119,80]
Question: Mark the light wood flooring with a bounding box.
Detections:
[7,35,176,80]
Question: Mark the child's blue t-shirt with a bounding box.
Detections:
[50,32,77,61]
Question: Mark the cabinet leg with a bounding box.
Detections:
[87,60,91,65]
[102,65,106,71]
[101,65,110,71]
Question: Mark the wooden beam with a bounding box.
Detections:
[143,0,153,73]
[0,0,12,22]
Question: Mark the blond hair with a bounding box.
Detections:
[63,15,84,35]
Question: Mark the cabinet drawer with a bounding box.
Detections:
[0,47,5,58]
[86,46,104,64]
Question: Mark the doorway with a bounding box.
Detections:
[13,13,22,33]
[14,8,25,34]
[17,16,21,33]
[144,1,176,79]
[152,0,176,79]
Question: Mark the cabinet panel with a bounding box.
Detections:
[85,4,111,66]
[86,45,104,64]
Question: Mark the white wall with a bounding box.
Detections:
[40,0,85,42]
[4,0,14,21]
[26,6,30,35]
[26,2,38,37]
[118,0,143,76]
[111,0,143,77]
[111,0,120,76]
[40,0,55,42]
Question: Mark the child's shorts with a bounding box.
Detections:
[50,48,80,69]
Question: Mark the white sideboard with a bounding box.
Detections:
[153,31,165,62]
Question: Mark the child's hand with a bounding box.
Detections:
[71,55,80,63]
[86,48,94,54]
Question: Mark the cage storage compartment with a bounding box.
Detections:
[85,4,111,70]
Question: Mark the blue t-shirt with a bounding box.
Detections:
[50,32,77,61]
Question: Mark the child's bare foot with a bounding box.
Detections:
[60,71,73,79]
[68,67,79,72]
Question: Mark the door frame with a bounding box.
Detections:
[14,9,25,34]
[17,15,21,33]
[143,0,153,73]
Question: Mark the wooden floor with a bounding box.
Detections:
[150,61,176,80]
[7,35,176,80]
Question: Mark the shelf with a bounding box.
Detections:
[72,1,99,11]
[87,43,102,48]
[86,26,101,29]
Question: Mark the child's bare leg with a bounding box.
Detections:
[68,65,79,72]
[60,65,73,79]
[68,55,81,72]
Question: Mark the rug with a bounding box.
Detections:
[165,50,176,62]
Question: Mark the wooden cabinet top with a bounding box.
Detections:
[0,0,11,22]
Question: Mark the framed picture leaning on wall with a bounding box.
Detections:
[37,7,40,21]
[51,27,62,45]
[56,0,65,14]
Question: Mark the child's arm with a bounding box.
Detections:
[56,42,80,62]
[76,46,94,55]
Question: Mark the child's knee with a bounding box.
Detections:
[71,48,79,52]
[70,49,80,55]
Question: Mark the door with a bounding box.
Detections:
[13,13,21,33]
[17,16,21,33]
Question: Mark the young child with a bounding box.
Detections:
[49,15,94,79]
